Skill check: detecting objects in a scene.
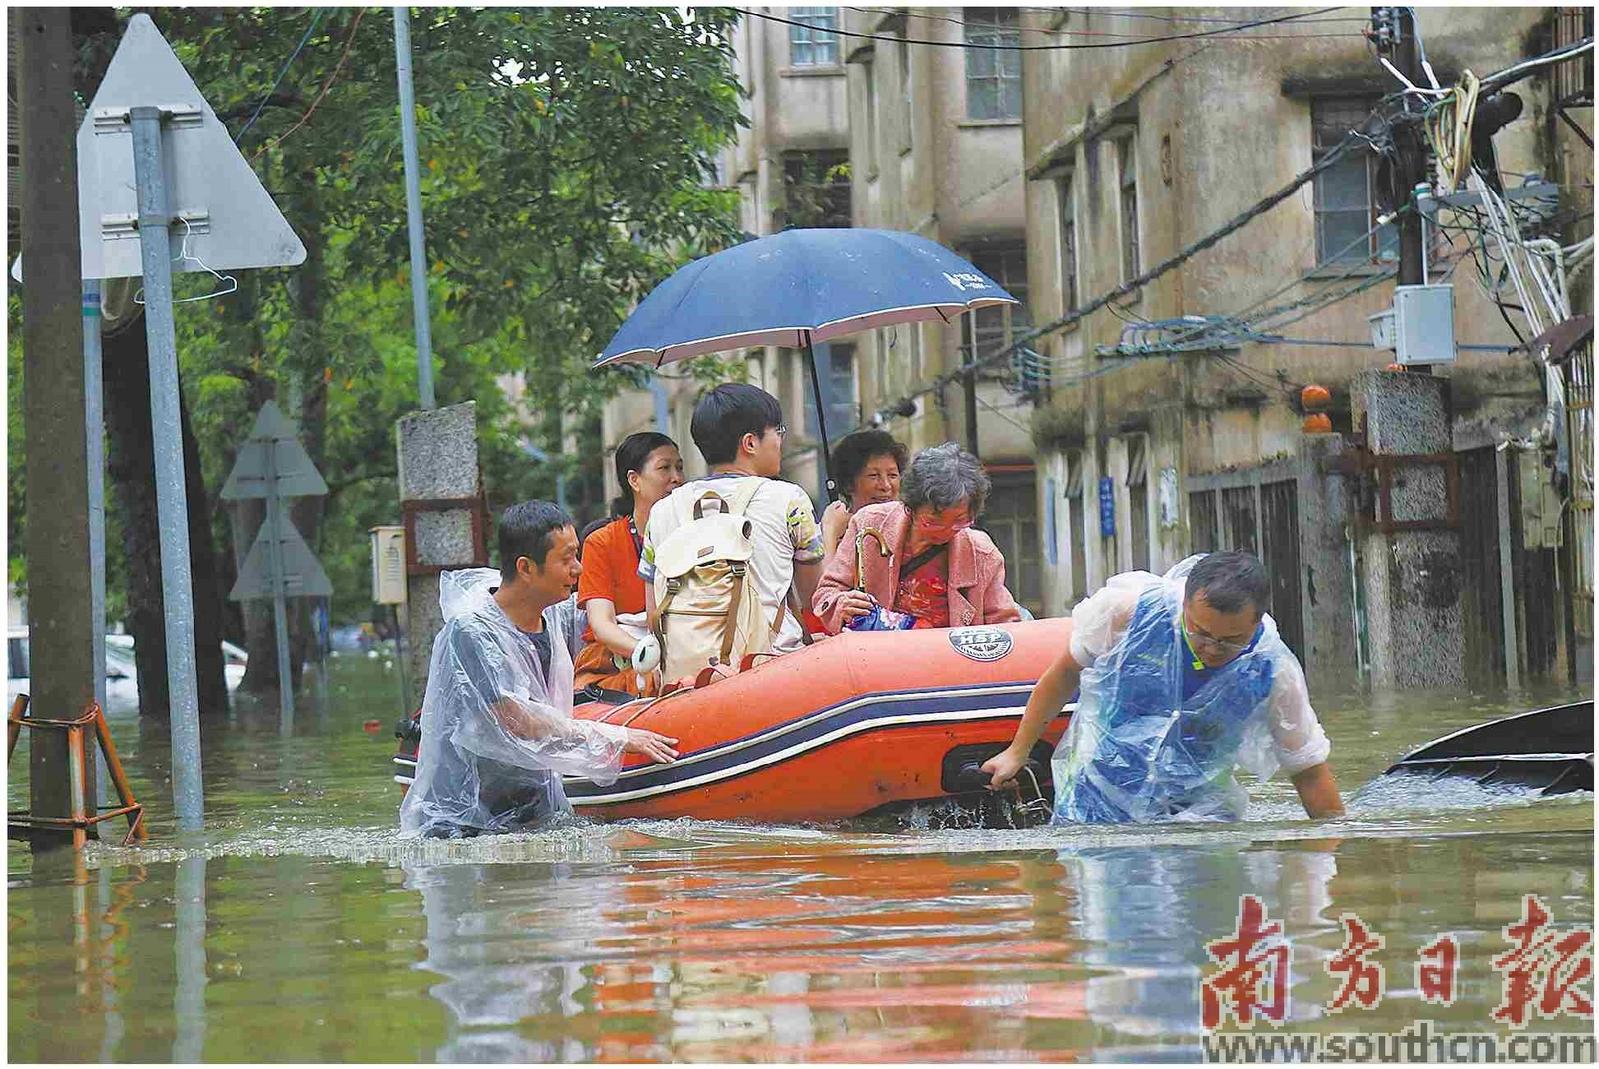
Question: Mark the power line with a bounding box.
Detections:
[858,95,1403,425]
[234,9,324,144]
[844,6,1365,40]
[251,9,366,162]
[1020,7,1372,26]
[736,7,1342,52]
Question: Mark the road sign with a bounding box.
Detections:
[75,14,306,280]
[231,520,333,601]
[220,402,328,501]
[222,400,329,730]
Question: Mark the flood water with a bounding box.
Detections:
[7,654,1593,1062]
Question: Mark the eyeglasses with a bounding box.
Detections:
[1183,616,1254,656]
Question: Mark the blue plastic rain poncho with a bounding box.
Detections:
[399,569,628,837]
[1051,556,1330,824]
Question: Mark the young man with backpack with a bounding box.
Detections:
[639,384,825,685]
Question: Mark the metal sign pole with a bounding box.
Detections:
[84,278,114,809]
[393,6,436,410]
[128,105,204,830]
[264,444,295,732]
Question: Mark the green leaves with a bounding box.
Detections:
[12,7,747,623]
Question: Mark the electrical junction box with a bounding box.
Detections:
[1393,284,1455,366]
[370,525,407,605]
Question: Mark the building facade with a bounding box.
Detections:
[1010,6,1592,685]
[604,7,1592,682]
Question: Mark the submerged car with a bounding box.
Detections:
[8,628,248,715]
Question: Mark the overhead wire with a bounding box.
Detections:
[234,9,324,144]
[859,112,1385,424]
[736,7,1343,52]
[251,8,366,162]
[1015,7,1371,25]
[843,6,1364,41]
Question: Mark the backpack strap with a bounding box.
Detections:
[720,561,747,666]
[691,489,730,520]
[724,477,764,517]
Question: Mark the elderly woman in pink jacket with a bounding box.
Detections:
[812,443,1022,633]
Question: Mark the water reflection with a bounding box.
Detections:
[6,662,1591,1062]
[405,861,594,1061]
[173,856,206,1062]
[396,841,1356,1061]
[1059,840,1340,1059]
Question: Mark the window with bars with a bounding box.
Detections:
[801,342,858,445]
[964,245,1032,376]
[789,7,840,67]
[1311,97,1398,264]
[1117,135,1140,282]
[1126,436,1150,571]
[1065,452,1087,604]
[780,150,851,229]
[1057,172,1079,313]
[984,470,1043,613]
[964,8,1022,120]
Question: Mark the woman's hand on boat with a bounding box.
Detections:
[836,590,876,623]
[981,747,1027,790]
[623,728,679,764]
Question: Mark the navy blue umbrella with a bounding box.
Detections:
[594,228,1017,494]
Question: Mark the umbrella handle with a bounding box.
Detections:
[804,334,837,500]
[855,526,892,591]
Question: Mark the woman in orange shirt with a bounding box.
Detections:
[574,431,685,695]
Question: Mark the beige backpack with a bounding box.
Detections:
[651,481,783,682]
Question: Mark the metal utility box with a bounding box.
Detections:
[370,525,408,605]
[1393,284,1456,366]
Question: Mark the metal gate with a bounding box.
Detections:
[1456,444,1570,684]
[1457,446,1507,684]
[1260,481,1305,659]
[1186,475,1304,660]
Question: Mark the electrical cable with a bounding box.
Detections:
[234,9,324,144]
[1017,7,1372,25]
[844,5,1365,41]
[736,7,1342,52]
[1477,37,1594,95]
[252,9,366,162]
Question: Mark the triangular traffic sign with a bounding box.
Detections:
[230,516,332,601]
[75,14,306,280]
[220,401,328,500]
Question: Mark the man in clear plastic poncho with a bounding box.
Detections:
[984,551,1344,823]
[399,500,679,839]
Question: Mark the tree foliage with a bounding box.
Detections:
[10,7,747,627]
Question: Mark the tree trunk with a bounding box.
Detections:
[286,167,328,682]
[102,314,230,717]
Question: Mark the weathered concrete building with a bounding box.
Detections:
[601,7,854,494]
[1014,6,1591,686]
[600,7,1591,685]
[839,6,1043,611]
[603,6,1051,612]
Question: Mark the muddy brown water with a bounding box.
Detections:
[7,655,1593,1061]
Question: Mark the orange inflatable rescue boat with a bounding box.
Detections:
[394,620,1073,825]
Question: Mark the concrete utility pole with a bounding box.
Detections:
[17,7,97,831]
[1386,6,1429,290]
